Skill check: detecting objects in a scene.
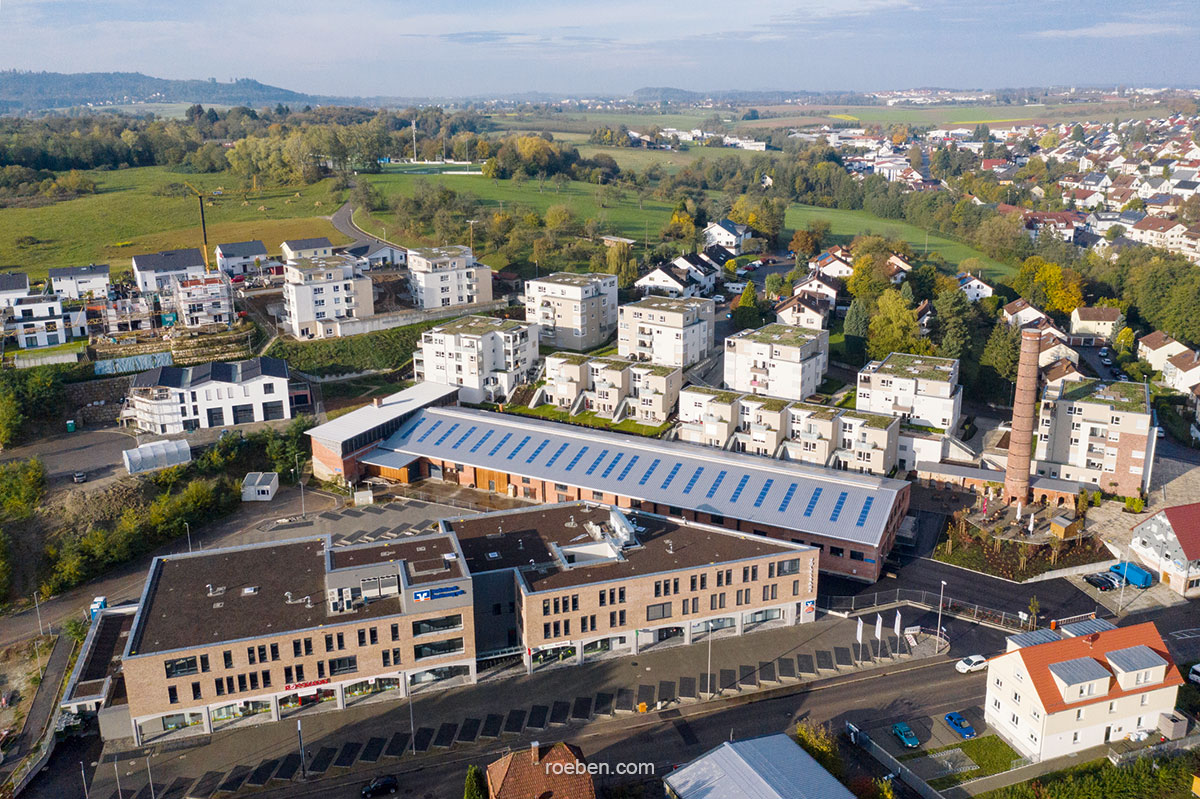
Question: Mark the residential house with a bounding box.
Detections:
[618,296,715,369]
[524,272,617,351]
[1129,503,1200,598]
[280,237,334,262]
[791,273,842,304]
[1138,331,1189,373]
[1163,350,1200,394]
[1039,335,1078,369]
[4,294,87,348]
[723,323,829,402]
[665,733,855,799]
[774,292,829,330]
[1003,298,1051,329]
[413,316,537,404]
[0,273,29,307]
[1042,358,1085,388]
[132,249,207,293]
[1128,216,1187,250]
[171,275,234,328]
[1069,306,1123,345]
[214,241,269,275]
[488,742,595,799]
[280,258,375,340]
[123,356,292,434]
[407,245,493,310]
[635,263,702,298]
[811,247,855,280]
[957,272,994,302]
[703,219,753,254]
[49,264,111,300]
[342,240,406,269]
[915,299,934,336]
[541,353,681,425]
[857,353,962,432]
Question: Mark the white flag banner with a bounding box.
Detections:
[856,616,863,644]
[875,613,883,641]
[894,609,902,638]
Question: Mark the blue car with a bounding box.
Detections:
[944,712,976,739]
[891,721,920,748]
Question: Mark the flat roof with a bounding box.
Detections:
[376,407,907,548]
[730,323,825,348]
[242,472,277,487]
[865,352,958,382]
[530,272,612,287]
[408,245,472,260]
[306,382,459,447]
[328,534,464,585]
[1049,378,1149,414]
[430,315,530,336]
[622,296,711,313]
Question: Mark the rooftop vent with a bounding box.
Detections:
[665,539,675,555]
[241,586,259,596]
[206,584,226,597]
[212,602,223,609]
[486,552,501,561]
[565,516,578,528]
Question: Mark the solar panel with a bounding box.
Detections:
[505,435,532,461]
[525,439,549,464]
[401,417,425,438]
[565,446,589,472]
[682,467,705,494]
[600,453,624,479]
[451,425,477,450]
[416,420,443,443]
[638,459,662,486]
[803,487,823,517]
[616,455,640,482]
[487,432,513,457]
[753,479,774,508]
[433,423,460,447]
[855,497,875,527]
[778,483,799,513]
[729,474,751,503]
[706,470,728,499]
[544,442,569,467]
[829,491,849,522]
[468,429,494,453]
[585,449,610,476]
[660,462,683,490]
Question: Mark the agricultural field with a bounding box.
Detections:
[574,142,773,174]
[486,109,713,136]
[785,204,1013,280]
[0,166,350,280]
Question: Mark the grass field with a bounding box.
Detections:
[785,204,1013,279]
[739,100,1165,130]
[487,110,713,136]
[0,166,349,280]
[575,143,771,173]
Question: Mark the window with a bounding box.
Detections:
[618,587,626,603]
[358,629,366,647]
[1140,694,1149,706]
[1071,731,1079,744]
[336,632,345,650]
[249,673,259,690]
[237,674,248,692]
[325,634,334,652]
[215,679,226,696]
[391,623,400,641]
[647,602,672,621]
[168,686,178,704]
[295,664,304,681]
[1031,708,1040,721]
[284,666,294,684]
[317,662,326,679]
[1010,713,1019,727]
[304,638,313,656]
[270,644,279,662]
[262,670,271,688]
[777,559,800,576]
[991,698,1001,710]
[191,682,201,700]
[200,655,210,673]
[830,547,845,558]
[1012,692,1021,705]
[414,638,464,660]
[850,551,865,562]
[328,656,358,676]
[994,677,1003,688]
[1075,708,1084,721]
[223,650,233,669]
[163,656,198,679]
[543,623,551,639]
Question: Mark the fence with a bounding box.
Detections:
[1107,731,1200,766]
[819,588,1032,632]
[854,730,946,799]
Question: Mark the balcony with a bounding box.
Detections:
[749,365,768,375]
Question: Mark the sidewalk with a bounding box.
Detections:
[0,634,73,775]
[86,614,941,798]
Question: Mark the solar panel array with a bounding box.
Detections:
[384,408,903,546]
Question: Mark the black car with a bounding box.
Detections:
[361,775,398,797]
[1084,572,1117,592]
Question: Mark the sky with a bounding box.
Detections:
[1,0,1197,97]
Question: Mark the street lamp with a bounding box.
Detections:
[184,521,192,553]
[145,757,156,799]
[295,453,306,517]
[935,580,947,654]
[706,622,714,697]
[80,762,89,799]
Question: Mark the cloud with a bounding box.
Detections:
[1030,21,1191,39]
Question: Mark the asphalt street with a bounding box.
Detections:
[1,427,136,487]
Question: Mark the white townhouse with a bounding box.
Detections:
[132,249,207,293]
[5,294,88,349]
[413,316,538,404]
[124,357,293,434]
[214,241,269,275]
[407,245,493,310]
[723,323,829,402]
[280,237,335,262]
[49,264,111,300]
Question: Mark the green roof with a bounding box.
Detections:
[631,363,679,378]
[626,296,711,313]
[868,352,958,382]
[1055,378,1149,413]
[744,396,792,412]
[842,409,897,429]
[533,272,611,287]
[547,351,592,366]
[683,386,740,404]
[434,315,528,336]
[787,401,839,421]
[734,323,826,348]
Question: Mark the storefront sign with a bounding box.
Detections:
[413,585,465,602]
[284,678,330,693]
[803,599,816,614]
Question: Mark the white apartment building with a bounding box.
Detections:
[1127,217,1187,250]
[132,249,207,293]
[857,353,962,432]
[413,316,538,404]
[124,357,292,434]
[985,621,1181,762]
[524,272,617,351]
[676,387,900,476]
[4,294,88,349]
[723,323,829,402]
[618,296,715,369]
[541,353,681,425]
[171,275,234,328]
[281,258,375,340]
[215,241,269,275]
[280,237,334,262]
[407,245,493,310]
[49,264,111,300]
[1036,378,1156,497]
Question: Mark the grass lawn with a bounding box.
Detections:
[356,171,678,253]
[816,377,845,395]
[0,166,350,280]
[741,100,1168,130]
[265,319,441,376]
[917,735,1020,790]
[975,750,1200,799]
[786,204,1013,280]
[12,339,89,357]
[500,402,670,438]
[488,110,714,136]
[836,392,857,409]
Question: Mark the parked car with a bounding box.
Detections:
[1188,664,1200,685]
[944,712,977,739]
[1157,428,1165,439]
[361,775,399,797]
[891,721,920,748]
[1101,357,1113,366]
[712,294,727,304]
[1110,561,1154,589]
[1084,572,1119,592]
[1099,347,1109,357]
[72,472,87,484]
[955,655,988,673]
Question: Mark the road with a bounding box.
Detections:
[331,200,393,249]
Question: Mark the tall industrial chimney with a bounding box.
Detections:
[1004,329,1042,503]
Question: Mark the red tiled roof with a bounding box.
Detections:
[1073,306,1121,322]
[1043,358,1082,384]
[1166,349,1200,373]
[1133,216,1183,232]
[1138,330,1177,351]
[487,742,596,799]
[1015,622,1182,716]
[1162,502,1200,561]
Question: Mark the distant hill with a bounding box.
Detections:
[0,71,326,113]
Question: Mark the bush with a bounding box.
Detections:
[1124,496,1145,513]
[792,719,843,780]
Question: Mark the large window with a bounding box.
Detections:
[776,558,801,576]
[646,602,672,622]
[414,638,464,661]
[164,656,198,679]
[412,615,463,637]
[328,656,358,676]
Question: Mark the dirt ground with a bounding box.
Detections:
[0,636,53,750]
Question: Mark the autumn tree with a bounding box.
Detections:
[867,289,929,360]
[847,255,891,306]
[789,229,819,261]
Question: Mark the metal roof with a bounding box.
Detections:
[0,272,29,292]
[375,407,907,547]
[1058,618,1117,638]
[306,383,460,447]
[281,237,333,250]
[132,356,288,389]
[49,264,110,279]
[664,733,855,799]
[1047,656,1111,686]
[216,240,267,257]
[360,450,419,472]
[131,249,205,273]
[241,472,278,487]
[1007,628,1063,649]
[1105,644,1167,674]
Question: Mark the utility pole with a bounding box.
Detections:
[297,720,307,780]
[468,219,479,252]
[113,762,123,799]
[295,453,306,517]
[33,591,43,636]
[935,580,947,654]
[412,118,418,163]
[184,521,192,553]
[80,762,89,799]
[409,693,417,755]
[145,757,157,799]
[706,623,714,697]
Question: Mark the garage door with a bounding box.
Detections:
[207,408,225,427]
[232,404,255,425]
[261,401,285,421]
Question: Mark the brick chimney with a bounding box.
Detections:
[372,397,383,407]
[530,741,541,764]
[1005,329,1042,504]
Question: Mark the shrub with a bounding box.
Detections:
[1124,496,1145,513]
[792,719,843,779]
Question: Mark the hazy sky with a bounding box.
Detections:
[2,0,1196,97]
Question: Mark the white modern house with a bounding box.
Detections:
[171,274,234,328]
[703,219,753,255]
[857,353,962,431]
[49,264,111,300]
[1129,502,1200,598]
[124,356,293,434]
[618,296,715,369]
[132,249,207,293]
[0,273,30,307]
[413,316,538,403]
[280,237,335,262]
[524,272,617,351]
[214,241,269,275]
[407,245,493,310]
[984,621,1182,762]
[723,323,829,402]
[4,294,88,348]
[957,272,994,302]
[280,258,375,339]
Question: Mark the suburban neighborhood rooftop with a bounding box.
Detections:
[732,323,825,348]
[865,352,958,382]
[1051,378,1149,413]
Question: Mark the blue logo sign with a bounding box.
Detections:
[414,585,466,602]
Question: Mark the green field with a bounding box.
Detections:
[740,99,1165,130]
[785,204,1012,279]
[575,143,771,174]
[356,170,677,253]
[487,110,713,136]
[0,166,350,280]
